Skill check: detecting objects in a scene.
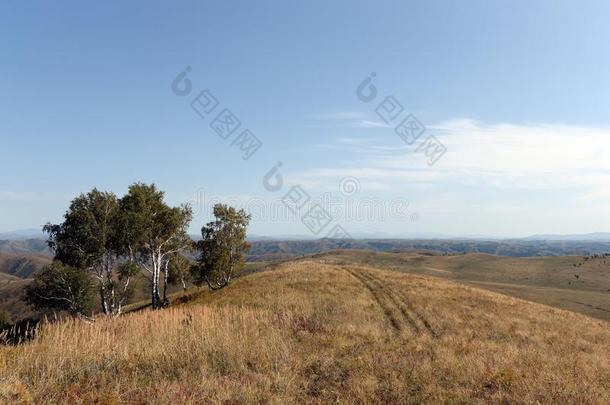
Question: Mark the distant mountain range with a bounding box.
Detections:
[0,229,46,241]
[0,239,51,255]
[524,232,610,241]
[5,228,610,242]
[4,230,610,260]
[245,238,610,260]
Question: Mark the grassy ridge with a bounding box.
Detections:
[316,250,610,321]
[1,260,609,403]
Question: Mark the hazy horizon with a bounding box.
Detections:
[3,1,610,238]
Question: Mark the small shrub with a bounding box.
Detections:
[0,310,12,329]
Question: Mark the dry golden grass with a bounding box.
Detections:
[1,260,609,404]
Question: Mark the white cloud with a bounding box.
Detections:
[293,119,610,197]
[430,119,610,178]
[169,119,610,236]
[352,120,389,128]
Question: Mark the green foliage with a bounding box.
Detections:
[39,182,195,313]
[40,183,194,314]
[24,262,94,317]
[118,261,140,281]
[43,189,130,316]
[167,254,193,290]
[192,204,251,290]
[119,183,193,309]
[0,310,12,329]
[43,189,119,270]
[118,183,193,257]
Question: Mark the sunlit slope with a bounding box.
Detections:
[1,260,609,404]
[315,249,610,321]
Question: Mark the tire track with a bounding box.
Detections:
[345,267,419,334]
[345,267,438,337]
[361,271,439,338]
[358,271,422,334]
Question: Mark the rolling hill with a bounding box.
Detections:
[1,257,609,403]
[0,239,51,255]
[0,252,51,278]
[7,236,610,259]
[246,238,610,260]
[0,253,52,321]
[0,276,37,322]
[309,250,610,321]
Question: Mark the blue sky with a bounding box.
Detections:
[1,0,610,238]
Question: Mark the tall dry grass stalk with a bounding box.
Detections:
[1,261,609,403]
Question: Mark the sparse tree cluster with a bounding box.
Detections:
[25,183,250,319]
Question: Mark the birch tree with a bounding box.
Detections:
[43,189,131,317]
[167,254,193,292]
[192,204,251,290]
[24,262,94,318]
[118,183,193,309]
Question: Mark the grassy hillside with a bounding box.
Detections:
[0,277,37,322]
[1,259,609,403]
[315,250,610,321]
[0,240,51,255]
[0,254,50,322]
[0,256,267,324]
[0,253,51,278]
[0,251,51,322]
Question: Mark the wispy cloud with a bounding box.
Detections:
[309,110,389,129]
[279,118,610,236]
[292,118,610,198]
[352,120,389,128]
[309,111,367,121]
